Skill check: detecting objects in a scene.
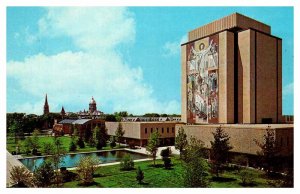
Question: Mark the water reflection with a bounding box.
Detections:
[20,150,147,172]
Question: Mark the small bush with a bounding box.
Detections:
[120,154,134,170]
[161,147,172,169]
[239,169,256,186]
[60,169,78,183]
[77,137,85,149]
[136,166,144,184]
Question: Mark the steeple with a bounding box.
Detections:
[43,94,49,115]
[61,106,66,117]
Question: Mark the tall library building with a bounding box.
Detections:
[177,13,293,167]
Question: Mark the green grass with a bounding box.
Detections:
[63,158,276,188]
[6,136,124,156]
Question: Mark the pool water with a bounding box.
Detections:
[20,150,148,171]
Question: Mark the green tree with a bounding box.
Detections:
[254,127,280,176]
[31,129,40,150]
[146,131,160,166]
[210,127,233,177]
[136,166,144,184]
[115,122,125,147]
[10,166,34,188]
[69,136,77,152]
[182,136,209,187]
[77,137,85,148]
[52,137,66,187]
[95,126,107,150]
[76,155,100,185]
[33,160,55,187]
[23,137,33,155]
[175,127,188,159]
[42,142,55,155]
[120,154,134,170]
[110,136,116,149]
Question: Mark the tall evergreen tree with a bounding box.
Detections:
[210,127,233,177]
[115,122,125,147]
[254,127,280,175]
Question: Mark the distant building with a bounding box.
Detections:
[121,116,181,122]
[61,106,66,118]
[106,121,181,147]
[53,118,105,137]
[78,96,103,119]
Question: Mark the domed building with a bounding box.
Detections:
[78,96,103,118]
[89,96,97,113]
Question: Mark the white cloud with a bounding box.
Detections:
[7,7,180,115]
[283,82,294,97]
[38,7,135,52]
[162,35,187,57]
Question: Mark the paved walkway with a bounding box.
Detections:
[125,146,180,159]
[6,151,28,187]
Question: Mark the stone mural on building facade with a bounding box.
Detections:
[186,35,219,123]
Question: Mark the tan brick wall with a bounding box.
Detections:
[181,45,187,123]
[140,122,176,139]
[256,32,278,123]
[238,29,256,123]
[106,122,177,140]
[218,31,235,123]
[175,124,293,156]
[106,122,141,139]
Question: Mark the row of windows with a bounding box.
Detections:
[144,127,175,134]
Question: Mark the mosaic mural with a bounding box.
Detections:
[186,35,219,123]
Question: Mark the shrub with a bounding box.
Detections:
[239,169,256,186]
[163,157,172,169]
[77,137,85,148]
[69,140,77,152]
[60,169,78,183]
[76,156,100,185]
[136,166,144,184]
[160,147,172,169]
[120,154,134,170]
[42,142,55,155]
[33,160,55,187]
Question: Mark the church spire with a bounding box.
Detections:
[43,94,49,115]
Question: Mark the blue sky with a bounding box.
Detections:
[6,7,294,115]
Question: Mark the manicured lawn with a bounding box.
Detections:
[6,135,124,156]
[63,157,276,188]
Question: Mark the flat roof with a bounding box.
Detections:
[72,119,91,125]
[59,119,77,124]
[188,13,271,42]
[177,123,293,129]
